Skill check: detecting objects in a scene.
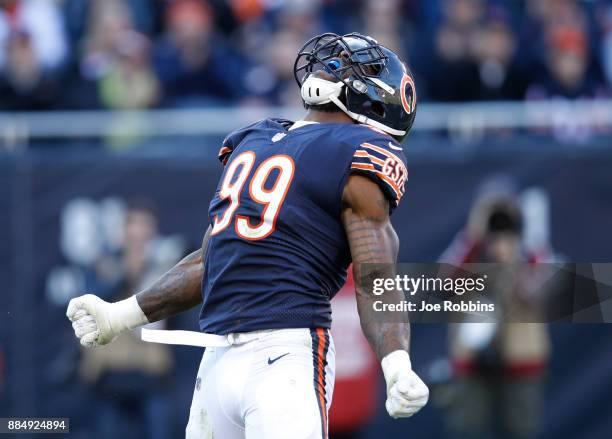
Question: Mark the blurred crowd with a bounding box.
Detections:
[1,0,612,111]
[45,197,188,438]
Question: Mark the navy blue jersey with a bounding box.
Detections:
[200,118,408,334]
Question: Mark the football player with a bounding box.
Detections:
[67,33,429,439]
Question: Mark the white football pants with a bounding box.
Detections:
[185,328,335,439]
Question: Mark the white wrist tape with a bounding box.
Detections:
[381,350,412,389]
[110,296,149,331]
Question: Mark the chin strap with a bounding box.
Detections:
[329,93,406,137]
[301,76,406,137]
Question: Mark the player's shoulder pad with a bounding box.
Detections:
[344,124,409,213]
[218,118,293,165]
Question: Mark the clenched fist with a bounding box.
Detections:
[66,294,148,347]
[381,350,429,418]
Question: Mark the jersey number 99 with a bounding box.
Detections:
[211,152,295,240]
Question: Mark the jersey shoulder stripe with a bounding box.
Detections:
[360,142,408,175]
[346,133,409,212]
[352,149,404,198]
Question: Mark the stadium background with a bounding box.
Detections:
[1,0,612,438]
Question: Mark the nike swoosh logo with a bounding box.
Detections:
[267,353,290,365]
[389,142,403,151]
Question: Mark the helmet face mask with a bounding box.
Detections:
[294,33,417,141]
[294,33,388,96]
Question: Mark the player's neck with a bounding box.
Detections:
[301,109,355,125]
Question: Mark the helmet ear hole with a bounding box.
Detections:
[370,101,386,118]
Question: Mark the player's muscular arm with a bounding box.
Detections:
[341,174,408,359]
[136,225,210,321]
[135,247,203,322]
[67,226,211,347]
[342,175,429,418]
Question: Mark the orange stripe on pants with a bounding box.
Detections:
[311,328,328,439]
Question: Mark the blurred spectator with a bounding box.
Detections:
[0,30,60,109]
[242,28,303,106]
[237,1,326,106]
[425,0,484,101]
[360,0,405,57]
[79,0,138,81]
[522,0,607,99]
[0,0,67,109]
[525,20,609,143]
[79,202,177,439]
[527,25,598,99]
[275,1,322,40]
[439,178,551,439]
[98,30,159,110]
[63,0,157,44]
[154,0,244,106]
[471,12,528,100]
[68,0,154,109]
[0,0,67,70]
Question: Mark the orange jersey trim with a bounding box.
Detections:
[354,150,385,166]
[360,143,407,174]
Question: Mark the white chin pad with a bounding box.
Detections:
[301,76,344,105]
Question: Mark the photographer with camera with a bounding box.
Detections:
[439,177,551,439]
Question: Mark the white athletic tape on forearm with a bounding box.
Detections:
[381,350,412,388]
[112,296,149,330]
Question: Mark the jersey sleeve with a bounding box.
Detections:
[349,131,409,213]
[218,119,272,166]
